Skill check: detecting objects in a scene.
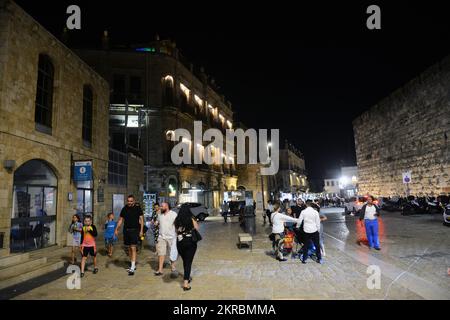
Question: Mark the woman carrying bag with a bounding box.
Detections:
[174,204,201,291]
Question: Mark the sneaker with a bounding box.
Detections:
[276,257,287,262]
[301,260,307,264]
[128,269,135,276]
[93,268,98,274]
[154,271,163,276]
[317,259,324,264]
[80,272,85,278]
[374,247,381,251]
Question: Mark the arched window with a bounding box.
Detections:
[82,85,93,146]
[11,160,57,252]
[162,76,174,107]
[35,54,54,132]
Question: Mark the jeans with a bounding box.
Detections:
[364,219,380,248]
[302,231,321,262]
[177,238,197,281]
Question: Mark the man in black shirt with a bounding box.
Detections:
[115,195,143,276]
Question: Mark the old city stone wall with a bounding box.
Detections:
[353,56,450,197]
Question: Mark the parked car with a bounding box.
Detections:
[344,196,369,215]
[440,195,450,226]
[173,202,210,221]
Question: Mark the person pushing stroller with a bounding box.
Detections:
[269,201,301,261]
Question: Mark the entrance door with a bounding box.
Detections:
[76,180,94,221]
[11,160,57,253]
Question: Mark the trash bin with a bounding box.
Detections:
[243,206,256,235]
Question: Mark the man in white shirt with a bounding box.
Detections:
[153,202,178,276]
[270,202,301,261]
[359,195,381,250]
[297,200,323,264]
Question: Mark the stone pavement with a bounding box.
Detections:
[9,209,450,300]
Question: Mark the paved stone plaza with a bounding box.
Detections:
[6,209,450,300]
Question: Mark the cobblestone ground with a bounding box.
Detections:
[11,209,450,300]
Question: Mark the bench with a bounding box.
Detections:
[238,233,253,251]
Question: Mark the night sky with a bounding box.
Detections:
[14,1,450,185]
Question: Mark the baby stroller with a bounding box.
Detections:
[290,227,318,261]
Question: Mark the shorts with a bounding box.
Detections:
[104,237,116,246]
[124,228,139,246]
[82,246,97,257]
[156,238,177,258]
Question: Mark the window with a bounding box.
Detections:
[162,77,174,107]
[112,74,126,103]
[108,149,128,187]
[35,54,54,132]
[82,85,93,146]
[130,76,142,102]
[11,160,57,253]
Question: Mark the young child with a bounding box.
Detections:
[80,215,98,277]
[68,214,83,264]
[104,212,117,257]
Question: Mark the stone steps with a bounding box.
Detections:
[0,257,48,280]
[0,260,65,291]
[0,252,30,268]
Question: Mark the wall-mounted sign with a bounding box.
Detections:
[402,171,412,184]
[73,161,92,181]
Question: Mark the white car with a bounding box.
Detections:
[173,202,210,221]
[344,196,377,215]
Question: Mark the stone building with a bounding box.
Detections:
[0,0,110,256]
[267,141,308,200]
[353,55,450,197]
[75,38,237,210]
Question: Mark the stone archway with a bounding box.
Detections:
[10,159,58,253]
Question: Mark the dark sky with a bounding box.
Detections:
[15,1,450,181]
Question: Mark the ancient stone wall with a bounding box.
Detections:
[353,56,450,197]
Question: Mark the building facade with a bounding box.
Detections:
[339,166,358,197]
[353,55,450,197]
[323,179,340,196]
[0,0,110,256]
[267,141,308,200]
[75,39,237,210]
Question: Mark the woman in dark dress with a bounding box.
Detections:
[174,204,200,291]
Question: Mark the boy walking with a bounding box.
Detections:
[104,212,117,257]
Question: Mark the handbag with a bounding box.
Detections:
[191,229,202,242]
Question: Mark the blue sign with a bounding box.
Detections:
[73,161,92,181]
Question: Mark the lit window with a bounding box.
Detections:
[166,130,174,141]
[194,95,203,106]
[180,83,190,97]
[164,75,174,83]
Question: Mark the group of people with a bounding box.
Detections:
[265,195,382,263]
[267,199,326,264]
[67,195,201,291]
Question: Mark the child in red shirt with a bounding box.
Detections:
[80,215,98,277]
